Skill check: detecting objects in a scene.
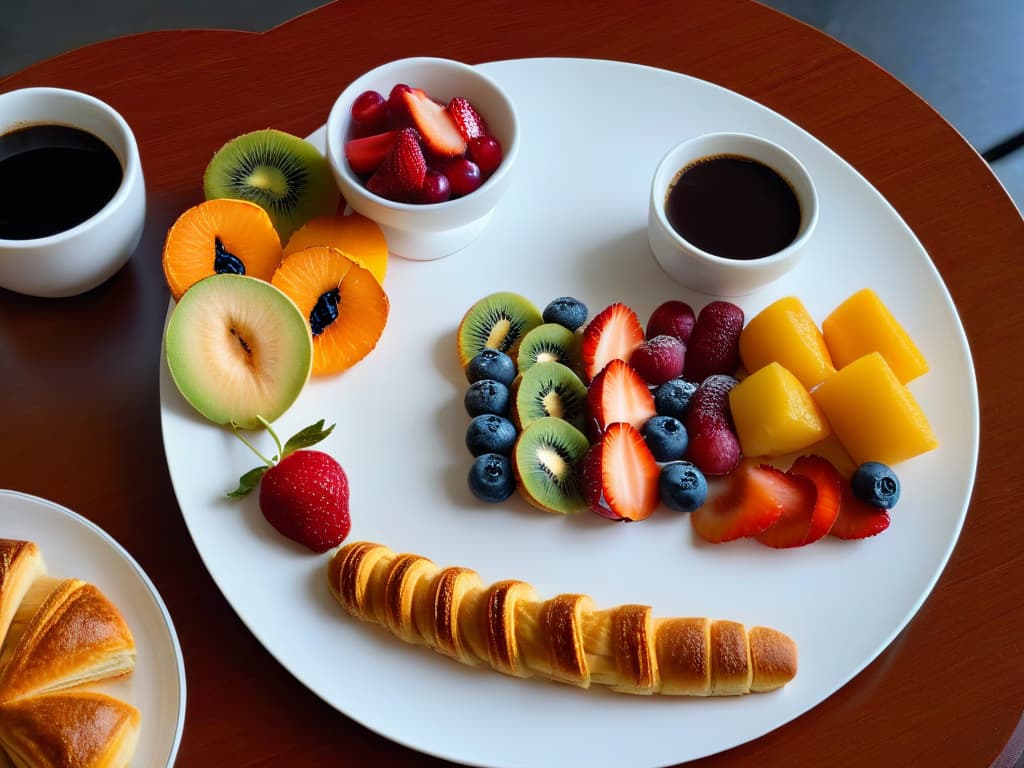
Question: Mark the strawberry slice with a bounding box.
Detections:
[580,422,660,521]
[403,89,467,157]
[787,454,842,544]
[587,358,657,434]
[580,303,645,382]
[366,127,427,202]
[830,478,891,539]
[690,461,785,543]
[447,96,489,140]
[754,471,817,548]
[344,129,399,175]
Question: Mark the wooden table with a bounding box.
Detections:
[2,1,1021,765]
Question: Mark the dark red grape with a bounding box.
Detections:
[421,169,451,204]
[350,90,388,136]
[446,158,482,197]
[468,136,503,175]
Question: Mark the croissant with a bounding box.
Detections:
[0,578,136,703]
[0,692,140,768]
[0,542,45,652]
[327,541,797,695]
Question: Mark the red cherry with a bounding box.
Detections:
[387,84,415,129]
[445,158,482,197]
[467,136,503,175]
[350,90,389,137]
[421,169,451,204]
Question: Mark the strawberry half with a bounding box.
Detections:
[787,454,842,544]
[690,461,785,543]
[403,89,467,157]
[366,127,427,202]
[580,303,645,382]
[580,422,660,521]
[447,96,489,140]
[830,477,891,540]
[753,471,817,549]
[344,129,399,175]
[229,419,351,553]
[587,358,657,435]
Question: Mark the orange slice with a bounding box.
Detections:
[162,198,282,301]
[271,245,389,375]
[283,212,388,284]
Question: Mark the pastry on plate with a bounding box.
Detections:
[0,691,139,768]
[0,578,136,703]
[0,542,45,652]
[328,541,797,695]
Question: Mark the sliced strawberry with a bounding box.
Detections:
[344,129,399,175]
[580,422,660,521]
[690,461,785,543]
[447,96,489,140]
[830,478,891,540]
[587,358,657,434]
[788,454,842,544]
[754,472,817,548]
[403,89,467,157]
[366,127,427,202]
[580,303,645,382]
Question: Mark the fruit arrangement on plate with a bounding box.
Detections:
[455,287,936,548]
[161,127,395,552]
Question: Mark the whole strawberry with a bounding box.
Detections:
[229,419,351,553]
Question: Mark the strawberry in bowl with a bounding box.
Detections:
[325,57,520,261]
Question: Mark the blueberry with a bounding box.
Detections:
[466,414,518,457]
[851,462,900,509]
[466,348,517,387]
[542,296,588,332]
[642,415,688,461]
[468,453,516,502]
[464,379,510,417]
[654,378,698,420]
[659,461,707,512]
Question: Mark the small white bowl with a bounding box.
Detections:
[647,132,818,296]
[0,87,146,298]
[325,57,519,262]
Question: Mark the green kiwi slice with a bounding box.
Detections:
[516,322,582,375]
[457,291,543,368]
[203,129,340,242]
[513,417,590,514]
[514,361,588,432]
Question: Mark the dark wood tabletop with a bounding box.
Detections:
[2,0,1022,765]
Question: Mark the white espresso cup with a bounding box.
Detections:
[0,87,145,298]
[648,132,818,296]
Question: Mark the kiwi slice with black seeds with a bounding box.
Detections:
[204,129,340,242]
[516,322,582,375]
[514,361,588,432]
[513,417,590,514]
[457,292,543,368]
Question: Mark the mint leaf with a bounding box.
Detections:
[227,465,269,498]
[282,419,335,457]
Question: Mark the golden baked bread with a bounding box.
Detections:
[0,691,140,768]
[0,579,135,703]
[0,542,44,653]
[328,541,798,695]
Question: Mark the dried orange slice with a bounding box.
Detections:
[271,246,389,375]
[162,198,282,301]
[283,212,389,285]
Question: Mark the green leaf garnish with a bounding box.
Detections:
[227,416,336,498]
[228,465,269,498]
[282,419,335,458]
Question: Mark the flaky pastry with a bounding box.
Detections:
[328,541,797,695]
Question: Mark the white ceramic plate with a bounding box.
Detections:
[0,490,186,767]
[159,58,978,767]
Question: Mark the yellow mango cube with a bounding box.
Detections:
[822,288,928,383]
[812,352,937,466]
[739,296,836,389]
[728,362,831,458]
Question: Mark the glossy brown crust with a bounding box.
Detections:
[0,541,44,652]
[0,579,136,703]
[328,542,797,695]
[0,691,140,768]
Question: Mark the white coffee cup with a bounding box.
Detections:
[0,87,145,298]
[648,132,818,296]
